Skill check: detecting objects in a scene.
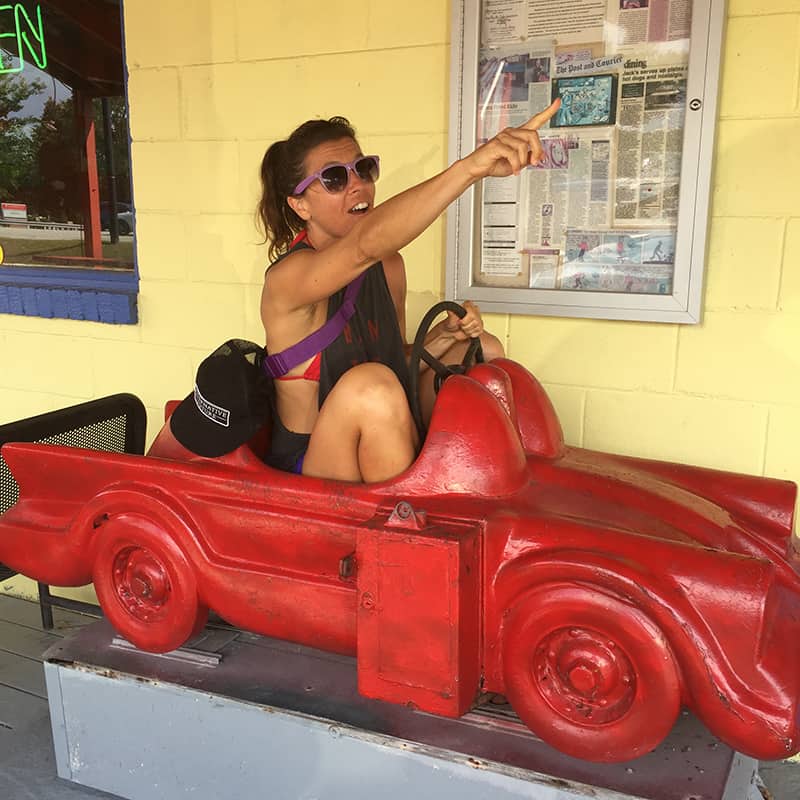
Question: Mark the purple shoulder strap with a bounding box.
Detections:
[262,272,366,378]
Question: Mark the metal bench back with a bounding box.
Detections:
[0,394,146,600]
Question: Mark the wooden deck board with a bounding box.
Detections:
[0,595,116,798]
[0,649,48,697]
[0,593,99,633]
[0,618,65,661]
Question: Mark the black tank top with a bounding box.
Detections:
[268,237,411,408]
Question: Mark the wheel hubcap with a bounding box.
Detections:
[535,627,635,724]
[112,547,170,621]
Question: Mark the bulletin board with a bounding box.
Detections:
[445,0,725,323]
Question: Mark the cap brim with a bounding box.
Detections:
[169,392,260,458]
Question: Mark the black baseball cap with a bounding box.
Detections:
[170,339,270,457]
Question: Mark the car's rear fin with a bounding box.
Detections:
[607,453,797,549]
[2,442,115,509]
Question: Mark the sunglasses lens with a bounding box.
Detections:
[355,156,379,183]
[319,165,349,192]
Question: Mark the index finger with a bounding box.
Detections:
[521,98,561,131]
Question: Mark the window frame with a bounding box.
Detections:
[0,0,138,325]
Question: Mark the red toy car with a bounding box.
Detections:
[1,305,799,764]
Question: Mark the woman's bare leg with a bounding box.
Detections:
[302,363,418,483]
[419,332,505,425]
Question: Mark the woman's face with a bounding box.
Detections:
[288,137,376,249]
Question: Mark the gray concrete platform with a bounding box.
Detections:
[43,616,764,800]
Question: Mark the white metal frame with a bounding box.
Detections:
[445,0,726,323]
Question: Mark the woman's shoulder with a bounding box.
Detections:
[264,239,313,282]
[380,251,406,286]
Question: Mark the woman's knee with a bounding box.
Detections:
[331,363,410,420]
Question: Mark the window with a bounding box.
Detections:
[446,0,724,323]
[0,1,137,324]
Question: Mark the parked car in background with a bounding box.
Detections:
[99,201,132,232]
[116,210,134,235]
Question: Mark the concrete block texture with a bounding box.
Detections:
[235,0,449,62]
[780,219,800,311]
[137,280,249,350]
[508,316,678,393]
[1,333,96,397]
[718,15,800,118]
[236,0,370,61]
[90,342,194,411]
[542,384,586,447]
[0,311,142,342]
[704,217,784,310]
[179,46,448,143]
[131,141,241,214]
[765,406,800,486]
[0,388,94,426]
[133,213,189,283]
[123,0,237,68]
[713,119,800,217]
[676,311,800,405]
[584,389,768,475]
[127,68,181,141]
[728,0,800,16]
[184,214,266,286]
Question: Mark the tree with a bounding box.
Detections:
[29,95,80,221]
[93,95,132,204]
[0,65,44,200]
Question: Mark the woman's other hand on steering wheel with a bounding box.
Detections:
[443,300,484,341]
[464,99,561,180]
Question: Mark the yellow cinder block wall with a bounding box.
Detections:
[1,0,799,603]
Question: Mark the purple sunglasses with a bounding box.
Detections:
[292,155,380,196]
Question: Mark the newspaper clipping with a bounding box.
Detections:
[475,0,692,295]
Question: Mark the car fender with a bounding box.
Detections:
[78,484,212,608]
[488,547,799,758]
[489,552,685,693]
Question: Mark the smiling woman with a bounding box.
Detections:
[254,106,557,482]
[0,0,137,323]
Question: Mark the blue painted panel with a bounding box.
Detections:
[112,294,131,323]
[7,286,24,314]
[0,266,139,325]
[51,289,69,319]
[0,266,138,293]
[67,290,83,320]
[35,288,53,318]
[81,292,100,322]
[21,287,37,315]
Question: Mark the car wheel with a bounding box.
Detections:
[117,219,131,235]
[92,513,207,653]
[502,584,681,762]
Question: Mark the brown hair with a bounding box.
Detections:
[257,116,357,262]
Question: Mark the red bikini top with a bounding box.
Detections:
[274,351,321,382]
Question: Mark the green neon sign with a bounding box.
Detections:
[0,3,47,74]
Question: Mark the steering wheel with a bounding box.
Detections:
[408,301,484,439]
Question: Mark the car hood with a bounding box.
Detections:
[514,446,796,563]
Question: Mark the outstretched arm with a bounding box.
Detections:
[266,100,561,312]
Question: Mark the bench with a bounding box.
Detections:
[0,394,147,627]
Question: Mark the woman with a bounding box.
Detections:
[258,101,559,483]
